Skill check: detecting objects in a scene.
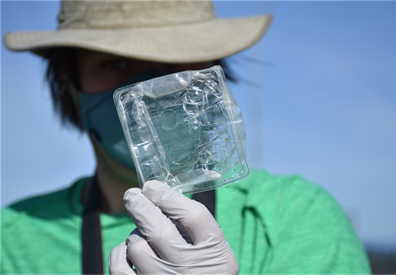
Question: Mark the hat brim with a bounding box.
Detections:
[4,15,272,63]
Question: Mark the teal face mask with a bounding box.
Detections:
[78,69,170,169]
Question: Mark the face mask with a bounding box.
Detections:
[78,69,170,169]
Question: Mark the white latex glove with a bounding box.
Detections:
[109,180,239,274]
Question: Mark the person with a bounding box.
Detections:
[1,1,371,274]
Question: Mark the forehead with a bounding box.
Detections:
[75,49,214,71]
[76,48,154,65]
[77,48,116,59]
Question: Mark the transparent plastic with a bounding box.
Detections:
[113,66,250,194]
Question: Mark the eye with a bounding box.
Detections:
[105,59,127,71]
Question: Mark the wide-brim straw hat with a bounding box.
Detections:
[4,0,273,63]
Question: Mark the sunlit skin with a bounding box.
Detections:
[76,49,214,213]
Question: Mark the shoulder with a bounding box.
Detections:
[1,178,88,228]
[233,169,333,209]
[1,178,89,274]
[224,169,346,239]
[238,170,350,232]
[232,170,371,274]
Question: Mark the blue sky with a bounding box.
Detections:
[1,1,395,246]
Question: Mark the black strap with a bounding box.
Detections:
[193,190,216,218]
[82,176,104,274]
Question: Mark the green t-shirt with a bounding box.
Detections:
[1,170,370,274]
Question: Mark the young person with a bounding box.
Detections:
[1,1,370,274]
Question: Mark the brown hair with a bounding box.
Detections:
[45,47,237,131]
[45,48,82,130]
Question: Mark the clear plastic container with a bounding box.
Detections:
[113,65,250,194]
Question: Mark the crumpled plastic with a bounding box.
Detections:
[113,65,250,194]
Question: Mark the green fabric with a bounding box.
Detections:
[1,170,371,274]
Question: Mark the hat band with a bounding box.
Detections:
[57,1,217,29]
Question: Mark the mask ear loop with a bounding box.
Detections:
[65,80,83,119]
[54,79,86,132]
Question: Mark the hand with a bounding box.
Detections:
[109,180,239,274]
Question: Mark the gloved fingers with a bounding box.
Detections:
[172,219,193,244]
[123,188,187,264]
[109,241,136,275]
[126,228,180,275]
[142,180,223,244]
[127,230,239,275]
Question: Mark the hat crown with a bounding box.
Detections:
[57,0,217,29]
